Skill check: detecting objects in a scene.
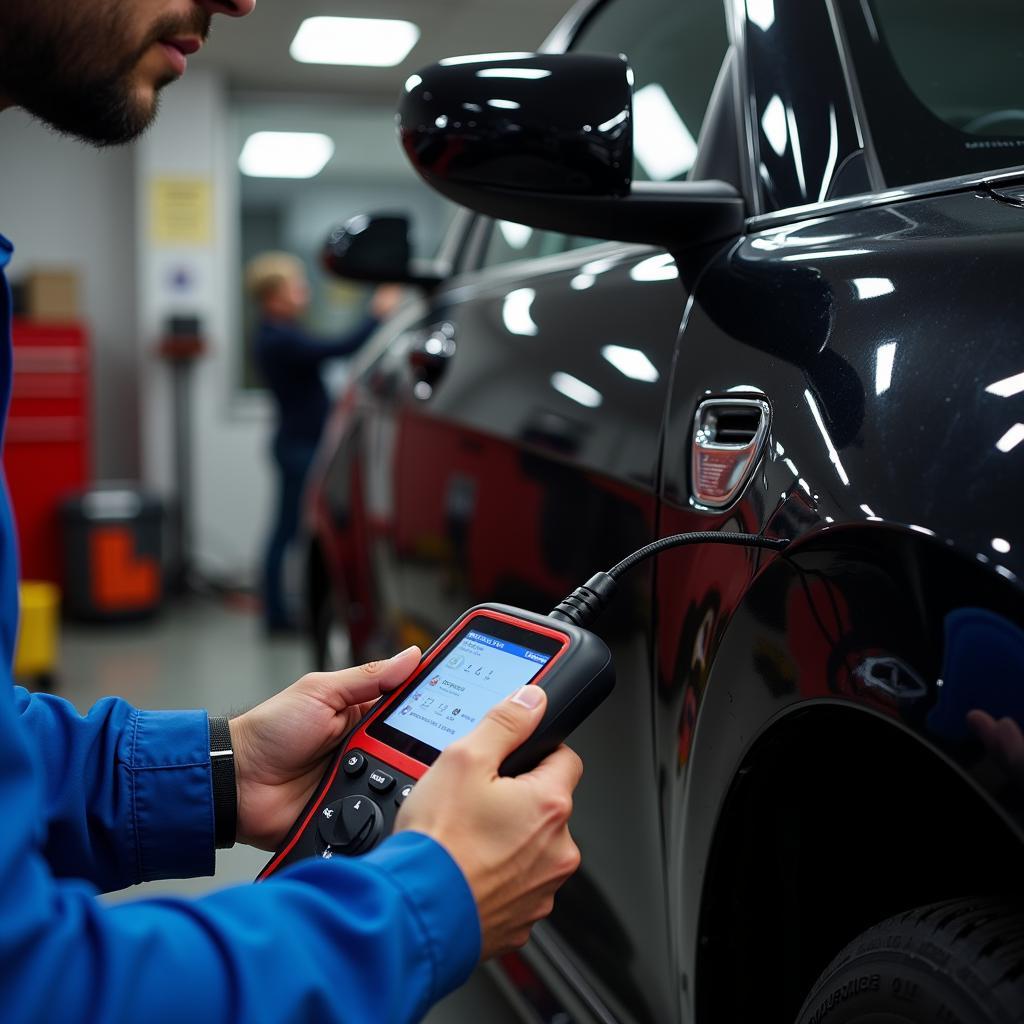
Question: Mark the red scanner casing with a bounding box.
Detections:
[258,603,614,879]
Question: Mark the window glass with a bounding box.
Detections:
[573,0,728,184]
[839,0,1024,187]
[479,0,729,269]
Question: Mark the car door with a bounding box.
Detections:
[349,2,737,1021]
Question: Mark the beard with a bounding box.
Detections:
[0,1,210,147]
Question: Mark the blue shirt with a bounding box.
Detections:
[0,236,480,1023]
[255,315,378,445]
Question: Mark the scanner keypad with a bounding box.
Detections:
[310,749,415,860]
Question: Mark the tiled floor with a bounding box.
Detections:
[54,596,521,1024]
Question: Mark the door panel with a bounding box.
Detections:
[367,245,687,1023]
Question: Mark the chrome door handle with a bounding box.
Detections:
[691,397,771,509]
[408,324,456,386]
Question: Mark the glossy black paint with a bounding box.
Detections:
[308,1,1024,1022]
[399,53,632,198]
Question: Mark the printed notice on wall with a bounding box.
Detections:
[150,178,213,245]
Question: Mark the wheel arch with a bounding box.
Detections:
[676,524,1024,1023]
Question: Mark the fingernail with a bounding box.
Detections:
[390,646,418,663]
[510,685,543,709]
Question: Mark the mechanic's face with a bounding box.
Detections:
[0,0,255,146]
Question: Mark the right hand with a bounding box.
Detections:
[395,685,583,959]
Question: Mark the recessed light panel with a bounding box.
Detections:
[290,17,420,68]
[239,132,335,179]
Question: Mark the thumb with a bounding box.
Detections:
[316,646,421,710]
[462,685,548,767]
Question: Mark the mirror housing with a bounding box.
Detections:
[322,213,444,287]
[398,53,744,249]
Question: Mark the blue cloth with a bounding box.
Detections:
[254,315,378,445]
[0,236,480,1022]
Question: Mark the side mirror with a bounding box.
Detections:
[322,213,444,288]
[398,53,744,249]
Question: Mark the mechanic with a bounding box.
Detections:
[0,3,583,1023]
[246,252,401,633]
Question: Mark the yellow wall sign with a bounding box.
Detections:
[150,177,213,245]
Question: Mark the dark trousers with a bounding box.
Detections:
[263,436,317,629]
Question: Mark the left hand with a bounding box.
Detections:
[229,646,421,849]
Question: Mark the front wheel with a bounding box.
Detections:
[795,898,1024,1024]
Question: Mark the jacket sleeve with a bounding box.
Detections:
[274,316,380,366]
[1,681,481,1024]
[13,687,215,892]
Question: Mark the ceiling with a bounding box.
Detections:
[196,0,579,100]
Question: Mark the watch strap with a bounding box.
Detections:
[208,716,237,849]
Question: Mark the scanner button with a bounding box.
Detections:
[395,783,414,806]
[368,769,395,793]
[343,751,366,777]
[341,796,377,840]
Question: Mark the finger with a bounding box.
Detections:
[316,646,421,710]
[519,743,584,795]
[461,685,548,768]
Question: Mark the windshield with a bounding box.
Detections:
[839,0,1024,187]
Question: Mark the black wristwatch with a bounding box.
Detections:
[208,716,237,849]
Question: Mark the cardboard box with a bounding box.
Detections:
[23,269,80,323]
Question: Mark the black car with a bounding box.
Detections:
[307,1,1024,1021]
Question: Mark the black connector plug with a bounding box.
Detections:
[549,572,617,628]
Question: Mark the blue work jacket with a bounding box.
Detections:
[0,235,480,1023]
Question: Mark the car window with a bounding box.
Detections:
[838,0,1024,188]
[479,0,730,270]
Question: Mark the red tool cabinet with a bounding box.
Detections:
[3,320,91,583]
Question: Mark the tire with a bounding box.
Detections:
[794,898,1024,1024]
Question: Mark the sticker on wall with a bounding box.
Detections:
[150,178,213,245]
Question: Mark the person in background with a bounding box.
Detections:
[246,252,402,632]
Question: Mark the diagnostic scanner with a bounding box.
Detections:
[258,530,788,878]
[258,603,613,877]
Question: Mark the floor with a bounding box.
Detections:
[53,596,522,1024]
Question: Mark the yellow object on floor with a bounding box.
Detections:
[15,581,60,684]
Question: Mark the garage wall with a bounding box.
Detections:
[0,110,140,482]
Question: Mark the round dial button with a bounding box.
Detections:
[318,795,384,855]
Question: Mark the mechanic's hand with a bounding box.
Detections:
[230,647,421,850]
[370,284,404,321]
[396,685,583,960]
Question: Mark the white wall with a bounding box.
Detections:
[135,70,273,586]
[0,110,140,480]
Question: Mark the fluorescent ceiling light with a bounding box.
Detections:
[747,0,775,31]
[290,17,420,68]
[502,288,539,336]
[239,132,334,179]
[630,253,678,282]
[996,422,1024,453]
[477,68,552,80]
[875,341,897,394]
[440,52,531,66]
[551,371,603,408]
[633,83,697,181]
[853,277,895,299]
[986,371,1024,398]
[498,222,533,249]
[602,345,659,383]
[761,94,788,157]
